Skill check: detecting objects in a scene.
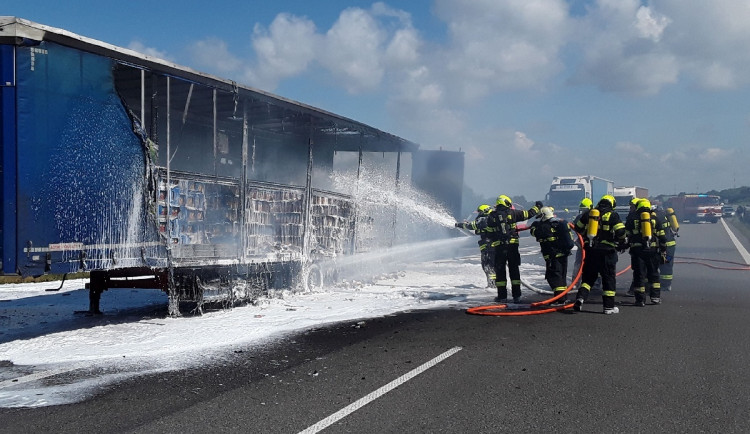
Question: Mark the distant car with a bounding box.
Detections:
[722,205,734,217]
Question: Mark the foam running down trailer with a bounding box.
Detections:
[0,17,464,315]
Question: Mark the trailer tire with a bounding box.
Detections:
[303,263,324,292]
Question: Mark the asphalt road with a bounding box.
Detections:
[2,220,750,433]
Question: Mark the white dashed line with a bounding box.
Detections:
[299,346,463,434]
[721,218,750,264]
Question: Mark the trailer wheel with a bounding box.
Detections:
[303,263,324,292]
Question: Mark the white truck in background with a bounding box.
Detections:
[613,186,649,217]
[545,175,614,220]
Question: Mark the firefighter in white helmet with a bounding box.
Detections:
[529,207,575,305]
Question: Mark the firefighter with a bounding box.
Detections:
[573,195,627,314]
[529,206,574,305]
[486,195,543,303]
[625,197,641,297]
[653,205,677,292]
[625,199,668,306]
[454,204,496,287]
[572,197,592,282]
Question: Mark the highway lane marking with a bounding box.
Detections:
[298,346,463,434]
[721,218,750,264]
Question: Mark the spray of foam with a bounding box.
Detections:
[330,169,456,228]
[305,168,471,283]
[318,236,475,284]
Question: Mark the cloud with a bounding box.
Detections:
[186,37,244,75]
[244,13,319,90]
[127,41,173,62]
[433,0,569,101]
[570,0,750,94]
[175,0,750,102]
[656,0,750,90]
[570,0,679,95]
[699,147,733,162]
[317,8,388,93]
[614,141,649,158]
[384,27,422,66]
[513,131,536,153]
[634,5,671,42]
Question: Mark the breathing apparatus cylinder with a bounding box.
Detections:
[640,211,652,246]
[666,207,680,232]
[586,208,600,245]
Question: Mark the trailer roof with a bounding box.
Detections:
[0,16,419,153]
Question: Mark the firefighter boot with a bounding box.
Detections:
[634,286,646,307]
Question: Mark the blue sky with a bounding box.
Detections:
[6,1,750,200]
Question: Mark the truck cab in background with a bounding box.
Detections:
[613,186,649,218]
[545,175,614,220]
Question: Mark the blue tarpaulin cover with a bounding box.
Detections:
[14,41,150,274]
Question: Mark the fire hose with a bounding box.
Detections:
[467,224,632,316]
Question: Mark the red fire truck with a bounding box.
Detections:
[665,194,723,223]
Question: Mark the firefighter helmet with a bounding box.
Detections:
[599,195,616,208]
[579,197,593,210]
[539,206,555,221]
[636,198,651,210]
[477,204,492,214]
[496,195,512,208]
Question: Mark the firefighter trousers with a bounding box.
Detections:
[631,247,661,301]
[480,246,496,287]
[545,253,569,295]
[659,244,676,290]
[576,247,618,309]
[495,243,521,300]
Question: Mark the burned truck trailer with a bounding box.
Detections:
[0,17,460,314]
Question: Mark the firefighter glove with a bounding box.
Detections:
[535,201,543,209]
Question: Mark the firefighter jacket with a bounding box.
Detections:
[529,217,572,260]
[574,204,627,251]
[457,214,498,251]
[653,208,677,247]
[625,207,668,251]
[482,204,541,247]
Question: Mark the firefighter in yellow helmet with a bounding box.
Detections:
[624,197,641,297]
[454,204,496,287]
[572,197,593,282]
[625,199,668,306]
[572,195,627,314]
[485,194,543,303]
